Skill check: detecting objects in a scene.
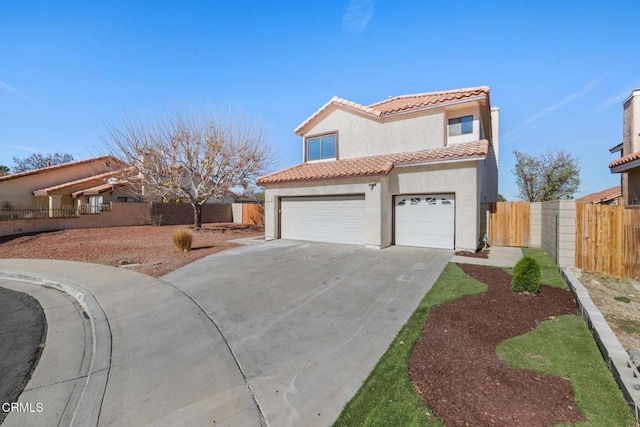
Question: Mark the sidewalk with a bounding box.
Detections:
[450,246,523,268]
[0,259,262,426]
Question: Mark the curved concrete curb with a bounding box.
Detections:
[561,267,640,419]
[0,259,264,426]
[0,271,111,426]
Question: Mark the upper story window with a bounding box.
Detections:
[448,115,473,136]
[306,133,337,161]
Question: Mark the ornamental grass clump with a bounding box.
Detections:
[511,256,541,294]
[173,230,193,252]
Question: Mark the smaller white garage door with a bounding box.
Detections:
[395,194,455,249]
[280,195,365,245]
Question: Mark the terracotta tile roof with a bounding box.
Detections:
[575,186,621,204]
[609,151,640,169]
[71,180,130,197]
[33,167,135,196]
[294,86,490,135]
[369,86,490,115]
[0,155,124,182]
[257,140,488,185]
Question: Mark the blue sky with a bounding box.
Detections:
[1,1,639,200]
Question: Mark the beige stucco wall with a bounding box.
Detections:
[0,158,116,208]
[444,105,482,145]
[302,102,483,161]
[0,202,151,237]
[304,108,445,159]
[265,159,482,250]
[626,168,640,205]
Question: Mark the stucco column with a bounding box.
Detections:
[264,189,277,241]
[364,180,383,249]
[48,195,62,218]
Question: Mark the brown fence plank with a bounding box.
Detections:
[242,204,264,226]
[488,201,530,247]
[575,203,639,280]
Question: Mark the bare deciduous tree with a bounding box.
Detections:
[512,149,580,201]
[12,152,75,172]
[103,110,273,228]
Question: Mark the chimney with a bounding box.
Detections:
[623,89,640,154]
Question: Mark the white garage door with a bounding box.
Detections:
[395,194,455,249]
[280,195,365,245]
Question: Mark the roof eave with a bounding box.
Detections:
[294,93,489,136]
[392,155,486,169]
[377,94,488,119]
[610,143,623,153]
[610,158,640,173]
[258,172,388,187]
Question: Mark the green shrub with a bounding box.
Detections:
[173,230,193,252]
[614,295,631,303]
[511,256,541,293]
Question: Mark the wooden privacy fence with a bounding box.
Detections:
[575,203,640,280]
[242,203,264,226]
[489,201,531,247]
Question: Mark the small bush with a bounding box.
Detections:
[614,295,631,304]
[511,256,541,294]
[173,230,193,252]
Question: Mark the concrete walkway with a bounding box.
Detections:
[450,245,523,268]
[0,260,262,426]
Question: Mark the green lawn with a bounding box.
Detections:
[334,249,635,426]
[334,263,486,426]
[521,247,567,288]
[497,315,635,426]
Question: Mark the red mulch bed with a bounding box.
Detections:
[409,263,583,427]
[454,250,489,259]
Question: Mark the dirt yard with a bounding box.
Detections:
[0,223,264,277]
[576,269,640,351]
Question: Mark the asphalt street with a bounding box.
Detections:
[0,286,46,423]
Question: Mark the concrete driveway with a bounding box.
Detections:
[164,240,451,426]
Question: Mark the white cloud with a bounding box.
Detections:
[8,144,46,153]
[343,0,375,33]
[596,79,640,112]
[504,78,599,141]
[0,80,34,103]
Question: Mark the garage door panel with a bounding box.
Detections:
[281,196,365,245]
[395,194,454,249]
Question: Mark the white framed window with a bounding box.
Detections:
[305,133,337,161]
[448,115,473,136]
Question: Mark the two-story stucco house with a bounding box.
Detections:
[257,86,499,250]
[610,89,640,205]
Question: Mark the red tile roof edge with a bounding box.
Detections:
[575,186,621,204]
[609,151,640,168]
[257,140,488,185]
[0,155,124,182]
[33,167,135,195]
[294,86,490,136]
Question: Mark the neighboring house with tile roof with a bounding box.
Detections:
[610,89,640,206]
[575,186,621,205]
[257,86,499,250]
[0,155,136,216]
